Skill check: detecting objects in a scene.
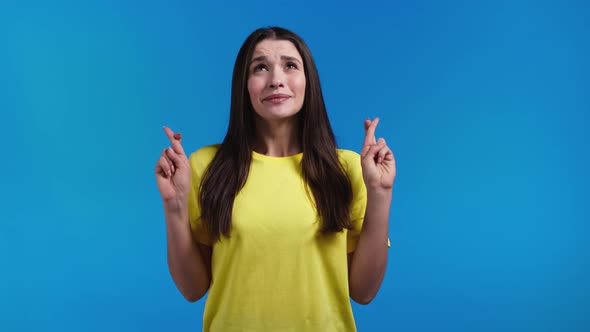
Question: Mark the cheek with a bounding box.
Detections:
[294,75,306,98]
[247,77,262,101]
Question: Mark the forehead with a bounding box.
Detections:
[251,39,302,60]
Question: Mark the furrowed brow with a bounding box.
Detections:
[249,55,267,65]
[281,55,302,64]
[250,55,302,66]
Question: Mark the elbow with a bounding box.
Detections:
[348,269,386,305]
[349,277,380,305]
[179,282,209,303]
[183,293,199,303]
[357,297,374,305]
[350,283,377,305]
[182,289,207,303]
[351,293,375,305]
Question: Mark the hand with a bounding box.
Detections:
[155,126,191,203]
[360,118,396,191]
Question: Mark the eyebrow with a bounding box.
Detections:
[249,55,302,66]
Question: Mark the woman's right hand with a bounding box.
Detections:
[155,126,191,206]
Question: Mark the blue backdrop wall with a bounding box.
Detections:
[1,0,588,331]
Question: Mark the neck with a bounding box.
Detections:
[252,115,301,157]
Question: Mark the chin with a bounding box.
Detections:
[256,105,301,121]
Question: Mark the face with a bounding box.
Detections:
[247,39,306,123]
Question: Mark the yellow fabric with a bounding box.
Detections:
[187,144,388,331]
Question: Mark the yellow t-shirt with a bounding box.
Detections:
[188,144,377,331]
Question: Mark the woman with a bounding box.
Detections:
[155,27,395,331]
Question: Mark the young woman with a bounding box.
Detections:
[155,27,396,331]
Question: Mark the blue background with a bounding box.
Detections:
[1,0,588,331]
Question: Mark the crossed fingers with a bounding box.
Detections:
[159,126,185,177]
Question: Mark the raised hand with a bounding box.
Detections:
[360,118,396,191]
[155,126,191,203]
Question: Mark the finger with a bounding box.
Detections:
[376,140,389,164]
[361,144,371,158]
[361,134,383,158]
[371,119,379,144]
[166,147,185,170]
[156,156,172,177]
[378,138,395,162]
[155,160,164,176]
[163,125,175,141]
[363,118,379,146]
[363,119,370,146]
[362,141,386,163]
[384,150,395,161]
[163,126,186,156]
[364,118,376,145]
[162,148,176,174]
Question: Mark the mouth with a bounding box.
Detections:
[263,94,291,104]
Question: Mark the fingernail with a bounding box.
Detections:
[174,133,182,140]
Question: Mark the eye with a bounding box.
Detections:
[286,62,298,70]
[253,63,267,72]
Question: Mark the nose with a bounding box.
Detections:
[269,68,285,89]
[269,81,284,88]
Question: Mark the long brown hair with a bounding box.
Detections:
[199,27,353,242]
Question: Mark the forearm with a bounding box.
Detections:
[349,189,392,304]
[164,200,210,302]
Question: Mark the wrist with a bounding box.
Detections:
[163,195,188,215]
[366,187,393,199]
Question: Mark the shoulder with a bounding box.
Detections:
[336,149,366,197]
[188,144,221,173]
[189,144,221,160]
[336,148,361,172]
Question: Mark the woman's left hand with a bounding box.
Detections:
[361,118,396,191]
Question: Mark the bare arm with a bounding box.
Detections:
[348,190,391,304]
[164,201,212,302]
[156,126,212,302]
[348,118,395,304]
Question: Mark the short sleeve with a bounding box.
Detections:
[340,150,391,253]
[187,145,219,246]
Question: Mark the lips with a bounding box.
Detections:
[263,94,291,103]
